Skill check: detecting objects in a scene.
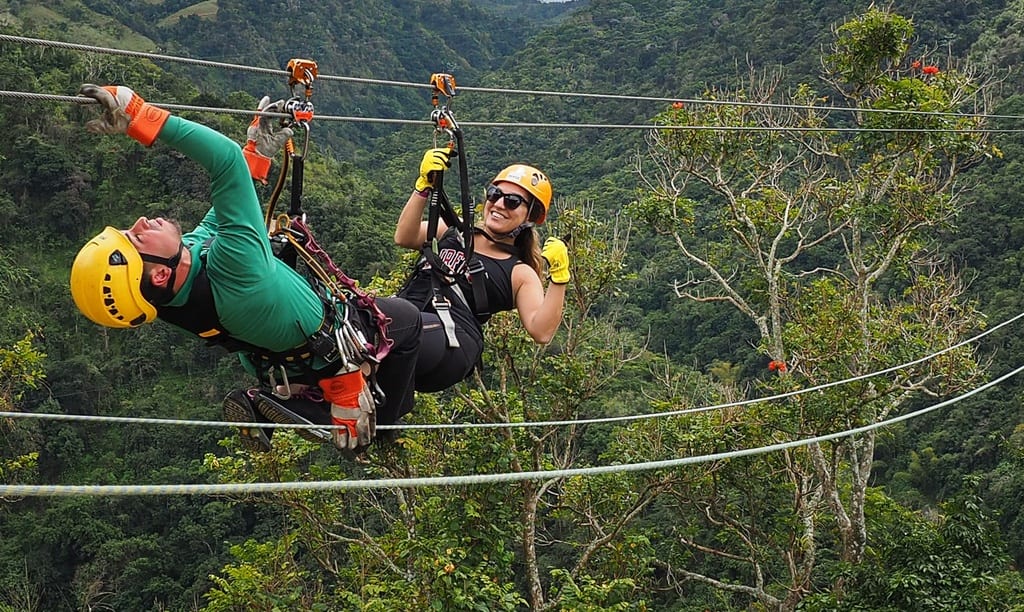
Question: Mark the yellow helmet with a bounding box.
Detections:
[70,227,157,328]
[492,164,552,225]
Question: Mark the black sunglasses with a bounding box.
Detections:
[485,185,532,210]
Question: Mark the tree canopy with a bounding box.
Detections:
[3,1,1024,610]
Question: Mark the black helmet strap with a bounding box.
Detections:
[140,241,185,295]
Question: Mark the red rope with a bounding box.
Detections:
[290,217,394,360]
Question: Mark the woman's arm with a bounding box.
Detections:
[394,190,448,249]
[511,265,567,344]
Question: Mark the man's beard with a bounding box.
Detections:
[140,277,176,306]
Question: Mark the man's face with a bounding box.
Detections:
[124,216,183,259]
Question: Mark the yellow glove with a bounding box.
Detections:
[542,237,570,284]
[78,83,170,146]
[415,147,453,192]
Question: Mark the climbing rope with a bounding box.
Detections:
[3,363,1022,497]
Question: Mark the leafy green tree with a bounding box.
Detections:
[801,486,1024,611]
[0,332,45,492]
[627,7,999,608]
[0,331,47,612]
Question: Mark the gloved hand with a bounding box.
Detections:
[415,147,453,192]
[542,237,570,284]
[78,83,170,146]
[242,96,293,183]
[320,370,376,453]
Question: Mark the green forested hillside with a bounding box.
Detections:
[4,1,1024,610]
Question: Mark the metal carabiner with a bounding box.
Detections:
[282,100,313,157]
[333,324,356,367]
[268,365,293,399]
[297,120,312,158]
[342,318,371,359]
[431,106,459,135]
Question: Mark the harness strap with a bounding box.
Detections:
[465,256,489,317]
[157,264,336,371]
[431,294,460,348]
[420,171,490,328]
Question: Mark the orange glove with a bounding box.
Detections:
[242,96,293,183]
[320,370,376,453]
[77,84,170,146]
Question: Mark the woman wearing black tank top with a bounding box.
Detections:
[395,152,571,395]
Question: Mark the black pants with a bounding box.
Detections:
[413,312,484,393]
[369,296,422,425]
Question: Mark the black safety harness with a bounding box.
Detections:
[410,74,490,348]
[155,238,342,379]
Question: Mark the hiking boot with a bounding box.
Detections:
[254,390,333,445]
[222,388,272,452]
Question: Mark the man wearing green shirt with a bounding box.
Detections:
[69,84,421,454]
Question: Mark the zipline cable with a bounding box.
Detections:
[3,362,1021,497]
[2,33,1022,122]
[0,90,433,126]
[0,34,435,91]
[7,310,1022,432]
[4,90,1022,134]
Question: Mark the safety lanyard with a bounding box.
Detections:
[255,58,394,364]
[426,74,475,264]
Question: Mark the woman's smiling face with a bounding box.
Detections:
[482,182,532,235]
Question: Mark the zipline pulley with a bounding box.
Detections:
[286,58,317,124]
[430,72,459,144]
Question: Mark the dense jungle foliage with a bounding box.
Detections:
[4,0,1024,610]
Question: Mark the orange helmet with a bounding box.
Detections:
[70,227,156,328]
[491,164,552,225]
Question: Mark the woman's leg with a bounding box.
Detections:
[370,297,422,425]
[414,312,483,393]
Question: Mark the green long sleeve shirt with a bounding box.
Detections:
[156,116,325,356]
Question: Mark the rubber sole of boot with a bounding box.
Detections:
[254,395,332,445]
[222,391,272,453]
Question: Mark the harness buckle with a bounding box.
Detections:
[465,257,485,278]
[431,295,461,348]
